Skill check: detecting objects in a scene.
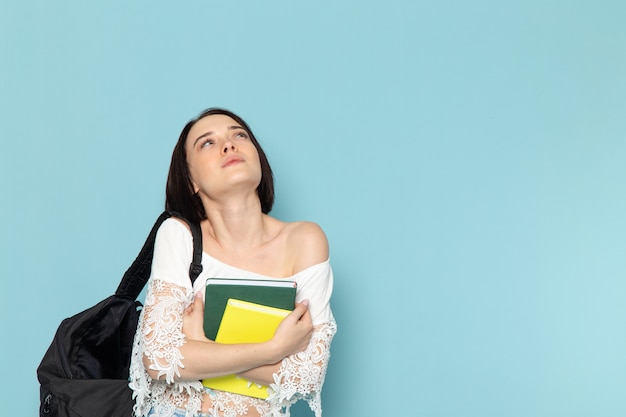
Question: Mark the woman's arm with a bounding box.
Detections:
[235,322,334,386]
[236,363,281,386]
[140,279,313,382]
[178,293,308,387]
[176,295,312,380]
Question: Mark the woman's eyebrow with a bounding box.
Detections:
[192,131,213,146]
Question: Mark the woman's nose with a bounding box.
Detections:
[222,141,237,154]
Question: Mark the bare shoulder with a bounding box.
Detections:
[285,221,329,272]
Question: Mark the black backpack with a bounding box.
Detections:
[37,211,203,417]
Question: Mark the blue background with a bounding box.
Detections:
[1,1,625,416]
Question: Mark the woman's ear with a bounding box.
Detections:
[190,176,200,194]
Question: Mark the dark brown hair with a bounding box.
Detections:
[165,108,274,223]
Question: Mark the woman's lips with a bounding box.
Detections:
[222,156,244,167]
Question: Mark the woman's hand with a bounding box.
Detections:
[183,292,211,342]
[182,294,312,365]
[269,300,313,361]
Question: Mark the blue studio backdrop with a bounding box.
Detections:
[1,1,625,416]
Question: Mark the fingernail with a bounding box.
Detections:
[302,299,309,306]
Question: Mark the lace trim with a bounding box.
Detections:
[129,279,337,417]
[267,321,337,417]
[203,389,271,417]
[129,279,204,417]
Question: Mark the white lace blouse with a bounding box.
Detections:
[129,219,337,417]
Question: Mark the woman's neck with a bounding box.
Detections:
[201,195,269,252]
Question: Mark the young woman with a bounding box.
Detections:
[129,108,337,417]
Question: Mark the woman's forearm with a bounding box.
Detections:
[236,362,282,386]
[144,339,281,381]
[237,321,336,388]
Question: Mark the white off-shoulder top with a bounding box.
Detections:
[129,219,337,417]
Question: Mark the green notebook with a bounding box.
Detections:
[203,278,297,341]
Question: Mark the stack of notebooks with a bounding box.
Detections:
[201,278,297,399]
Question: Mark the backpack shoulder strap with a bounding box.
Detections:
[185,220,204,283]
[115,211,203,300]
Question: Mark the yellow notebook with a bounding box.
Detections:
[201,298,291,399]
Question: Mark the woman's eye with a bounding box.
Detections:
[200,139,214,148]
[235,131,249,139]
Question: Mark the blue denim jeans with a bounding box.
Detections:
[147,408,213,417]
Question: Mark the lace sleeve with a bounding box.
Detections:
[141,278,194,382]
[267,320,338,417]
[130,278,205,417]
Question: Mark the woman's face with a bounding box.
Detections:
[185,114,262,200]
